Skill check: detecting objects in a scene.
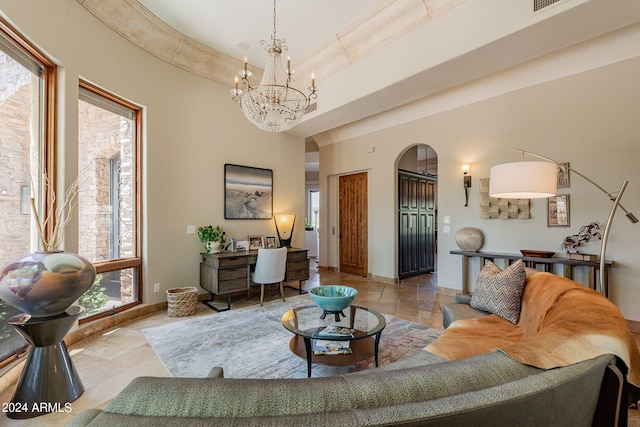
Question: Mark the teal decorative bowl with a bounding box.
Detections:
[309,286,357,312]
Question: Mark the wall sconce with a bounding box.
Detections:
[462,164,472,207]
[274,214,296,247]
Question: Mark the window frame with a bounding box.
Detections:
[77,79,143,324]
[0,17,56,368]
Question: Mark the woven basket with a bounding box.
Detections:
[166,287,198,317]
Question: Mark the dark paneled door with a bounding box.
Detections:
[339,172,368,276]
[398,171,435,278]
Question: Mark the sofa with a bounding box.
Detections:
[428,267,640,387]
[69,268,638,426]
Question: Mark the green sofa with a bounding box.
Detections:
[68,350,622,426]
[69,271,632,426]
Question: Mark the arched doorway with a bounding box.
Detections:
[397,145,437,278]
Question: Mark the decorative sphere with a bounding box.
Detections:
[0,251,96,317]
[455,227,484,252]
[309,286,357,312]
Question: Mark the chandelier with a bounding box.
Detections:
[231,0,317,132]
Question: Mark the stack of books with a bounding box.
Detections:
[312,326,355,355]
[315,326,355,338]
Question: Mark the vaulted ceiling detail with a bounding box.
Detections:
[77,0,463,87]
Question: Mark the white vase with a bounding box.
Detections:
[206,241,221,253]
[455,227,484,252]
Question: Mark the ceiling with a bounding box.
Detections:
[136,0,382,66]
[80,0,640,145]
[80,0,468,139]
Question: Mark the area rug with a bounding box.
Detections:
[142,295,441,379]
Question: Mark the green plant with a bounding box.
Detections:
[78,274,109,315]
[197,225,226,248]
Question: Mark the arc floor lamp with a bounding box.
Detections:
[489,149,638,297]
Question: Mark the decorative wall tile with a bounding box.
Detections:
[479,178,530,219]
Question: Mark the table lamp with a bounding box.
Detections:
[274,214,295,247]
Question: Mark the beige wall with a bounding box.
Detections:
[318,24,640,320]
[2,1,639,320]
[0,0,305,305]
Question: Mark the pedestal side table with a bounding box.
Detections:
[6,305,84,419]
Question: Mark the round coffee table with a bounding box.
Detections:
[281,304,386,377]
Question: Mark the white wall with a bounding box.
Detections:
[319,25,640,320]
[0,0,306,305]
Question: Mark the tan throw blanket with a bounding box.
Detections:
[426,272,640,387]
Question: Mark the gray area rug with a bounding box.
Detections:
[143,295,441,379]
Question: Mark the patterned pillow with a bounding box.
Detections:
[470,259,526,324]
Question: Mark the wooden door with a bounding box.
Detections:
[339,172,368,276]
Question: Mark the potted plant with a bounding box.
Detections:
[198,225,227,253]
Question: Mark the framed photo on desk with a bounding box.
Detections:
[265,236,277,248]
[248,235,264,249]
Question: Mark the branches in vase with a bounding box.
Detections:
[26,150,81,252]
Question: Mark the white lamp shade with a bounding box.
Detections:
[489,161,557,199]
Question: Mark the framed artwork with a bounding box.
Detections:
[248,235,264,249]
[224,164,273,219]
[265,236,277,248]
[548,194,570,227]
[557,162,570,189]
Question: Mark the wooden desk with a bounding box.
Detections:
[450,250,613,297]
[200,248,309,311]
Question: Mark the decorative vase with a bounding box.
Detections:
[206,241,221,253]
[455,227,484,252]
[0,251,96,317]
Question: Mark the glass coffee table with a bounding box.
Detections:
[281,304,386,377]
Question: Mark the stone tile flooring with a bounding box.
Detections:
[1,264,638,425]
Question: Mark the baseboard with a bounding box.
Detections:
[369,274,398,285]
[0,301,170,397]
[65,301,168,347]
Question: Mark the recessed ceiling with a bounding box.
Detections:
[81,0,640,141]
[137,0,382,63]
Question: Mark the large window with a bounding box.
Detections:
[0,18,56,366]
[77,81,142,321]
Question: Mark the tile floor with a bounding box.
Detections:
[1,263,638,426]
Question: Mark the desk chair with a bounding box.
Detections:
[250,247,288,305]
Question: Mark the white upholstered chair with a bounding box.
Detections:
[250,247,288,305]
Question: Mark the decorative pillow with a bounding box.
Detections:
[470,259,526,324]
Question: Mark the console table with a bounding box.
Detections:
[450,250,613,297]
[200,248,309,311]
